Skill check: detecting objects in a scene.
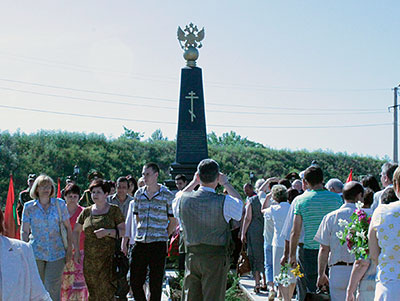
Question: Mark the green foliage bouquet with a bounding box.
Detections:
[336,201,372,260]
[274,263,303,287]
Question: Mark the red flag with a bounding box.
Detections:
[346,169,353,183]
[57,178,61,198]
[4,174,20,239]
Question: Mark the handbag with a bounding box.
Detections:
[305,287,331,301]
[237,244,251,276]
[55,198,69,250]
[113,228,130,280]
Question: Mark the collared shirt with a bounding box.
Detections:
[107,193,134,219]
[281,196,305,244]
[264,202,291,247]
[125,200,137,245]
[294,189,342,249]
[314,203,358,266]
[21,198,69,261]
[371,200,400,283]
[133,185,174,243]
[172,186,243,223]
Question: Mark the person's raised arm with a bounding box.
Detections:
[181,171,200,193]
[219,173,242,200]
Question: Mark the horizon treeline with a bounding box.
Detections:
[0,129,386,205]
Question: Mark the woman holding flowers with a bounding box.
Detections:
[368,166,400,301]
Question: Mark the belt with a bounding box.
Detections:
[332,261,353,266]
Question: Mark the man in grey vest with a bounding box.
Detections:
[172,159,243,301]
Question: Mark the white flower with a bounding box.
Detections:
[338,219,349,227]
[336,231,343,239]
[356,231,366,240]
[355,201,364,210]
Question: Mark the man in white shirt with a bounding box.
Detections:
[314,181,364,301]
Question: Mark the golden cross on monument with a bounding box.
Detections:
[185,91,198,122]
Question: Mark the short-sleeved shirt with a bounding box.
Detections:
[281,195,305,243]
[107,193,134,218]
[264,202,291,247]
[294,189,342,249]
[77,204,125,257]
[133,185,174,243]
[370,201,400,283]
[314,203,358,266]
[22,198,70,261]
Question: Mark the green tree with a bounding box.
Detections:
[121,126,144,140]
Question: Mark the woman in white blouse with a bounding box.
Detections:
[263,184,294,301]
[369,166,400,301]
[0,210,51,301]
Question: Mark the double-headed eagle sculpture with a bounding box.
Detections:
[177,23,205,67]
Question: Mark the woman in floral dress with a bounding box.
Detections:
[61,183,88,301]
[73,179,125,301]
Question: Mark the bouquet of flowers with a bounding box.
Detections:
[274,263,303,287]
[336,201,372,260]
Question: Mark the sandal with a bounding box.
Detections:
[268,290,276,300]
[254,284,261,294]
[260,284,268,291]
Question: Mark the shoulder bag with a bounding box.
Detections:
[55,198,69,250]
[113,227,130,280]
[237,244,251,276]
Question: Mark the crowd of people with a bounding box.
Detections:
[1,159,400,301]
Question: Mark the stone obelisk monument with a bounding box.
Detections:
[169,23,208,184]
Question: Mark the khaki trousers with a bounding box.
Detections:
[182,247,230,301]
[36,257,65,301]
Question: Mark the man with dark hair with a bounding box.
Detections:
[126,162,177,301]
[380,187,399,205]
[372,162,398,210]
[173,174,189,271]
[172,159,243,300]
[315,181,364,300]
[243,183,256,199]
[289,165,342,298]
[175,174,188,191]
[17,173,36,218]
[79,171,104,207]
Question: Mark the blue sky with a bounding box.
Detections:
[0,1,399,158]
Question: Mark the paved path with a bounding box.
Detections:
[239,274,297,301]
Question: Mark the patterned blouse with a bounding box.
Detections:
[22,198,70,261]
[371,201,400,283]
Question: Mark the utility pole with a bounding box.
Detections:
[394,85,399,163]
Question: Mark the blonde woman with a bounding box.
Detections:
[21,174,73,301]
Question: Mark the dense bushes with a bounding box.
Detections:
[0,130,385,205]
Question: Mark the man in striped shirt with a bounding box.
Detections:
[289,165,342,298]
[129,162,177,301]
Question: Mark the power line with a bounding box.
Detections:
[0,104,392,129]
[0,78,387,113]
[0,52,390,93]
[0,86,388,116]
